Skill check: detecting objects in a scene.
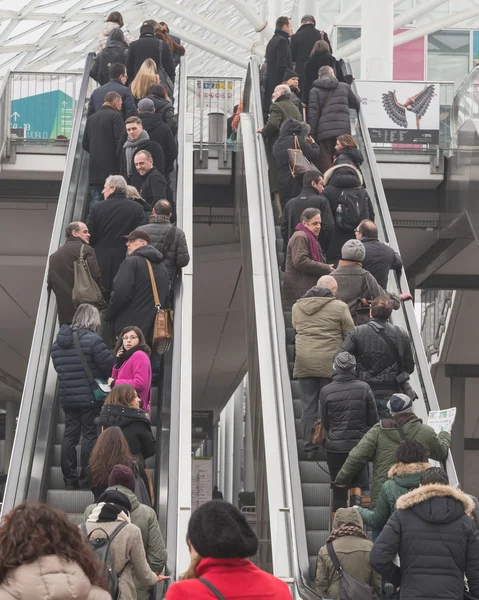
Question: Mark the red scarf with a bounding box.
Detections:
[295,223,324,262]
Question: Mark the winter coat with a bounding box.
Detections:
[341,318,414,396]
[332,263,399,319]
[98,21,132,51]
[87,79,137,120]
[84,485,166,600]
[289,86,303,114]
[315,508,381,600]
[140,219,190,280]
[283,232,331,306]
[155,31,185,64]
[126,33,175,82]
[302,51,343,105]
[0,555,110,600]
[47,239,103,325]
[119,138,166,189]
[319,371,378,452]
[82,105,125,185]
[280,183,334,253]
[111,351,151,411]
[81,520,158,600]
[51,325,115,410]
[361,237,403,290]
[87,191,145,295]
[138,168,168,209]
[333,146,364,169]
[146,94,177,135]
[91,30,128,85]
[137,112,177,172]
[292,287,353,378]
[165,557,291,600]
[263,29,293,107]
[291,24,332,89]
[358,461,431,529]
[307,76,359,142]
[273,119,320,204]
[95,403,155,459]
[334,414,451,507]
[370,484,479,600]
[131,197,151,225]
[262,96,302,143]
[107,245,169,346]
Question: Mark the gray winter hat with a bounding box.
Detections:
[387,393,414,415]
[341,239,366,262]
[333,351,356,371]
[138,98,155,113]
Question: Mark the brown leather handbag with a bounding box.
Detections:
[145,258,173,352]
[288,135,315,179]
[311,419,327,446]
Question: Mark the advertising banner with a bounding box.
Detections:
[356,80,440,144]
[10,90,74,140]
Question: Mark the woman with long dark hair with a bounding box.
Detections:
[0,503,110,600]
[302,40,344,105]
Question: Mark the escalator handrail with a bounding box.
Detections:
[1,53,95,516]
[451,65,479,139]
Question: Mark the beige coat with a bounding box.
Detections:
[0,555,110,600]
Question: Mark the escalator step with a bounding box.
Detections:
[275,226,281,238]
[307,530,329,557]
[277,252,284,268]
[304,506,331,530]
[297,439,327,462]
[291,380,300,400]
[286,327,295,345]
[286,344,295,364]
[309,556,318,583]
[299,461,331,484]
[284,311,292,328]
[276,238,283,253]
[51,444,156,469]
[47,489,94,515]
[301,483,330,506]
[293,398,302,420]
[295,418,301,438]
[68,513,86,526]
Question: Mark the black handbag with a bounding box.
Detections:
[198,578,226,599]
[327,542,379,600]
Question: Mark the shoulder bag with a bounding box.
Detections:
[145,258,173,352]
[72,331,110,402]
[311,419,327,446]
[326,541,379,600]
[157,40,174,98]
[72,244,105,308]
[198,578,226,600]
[288,135,316,179]
[160,225,177,256]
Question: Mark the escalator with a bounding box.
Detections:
[237,56,458,597]
[1,54,193,583]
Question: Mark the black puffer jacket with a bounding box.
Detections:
[51,326,115,410]
[370,484,479,600]
[341,319,414,395]
[146,94,177,135]
[333,147,364,169]
[95,404,156,460]
[140,218,190,280]
[273,119,320,204]
[307,76,359,142]
[302,51,343,104]
[320,371,378,452]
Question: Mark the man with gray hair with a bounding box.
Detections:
[291,15,332,91]
[87,174,144,299]
[259,84,302,142]
[48,222,103,324]
[292,273,354,460]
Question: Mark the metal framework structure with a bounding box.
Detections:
[0,0,478,76]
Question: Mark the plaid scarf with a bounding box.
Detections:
[327,524,367,543]
[149,213,170,224]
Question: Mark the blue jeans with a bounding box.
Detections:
[91,184,103,204]
[372,527,397,600]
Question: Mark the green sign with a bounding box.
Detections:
[10,90,74,140]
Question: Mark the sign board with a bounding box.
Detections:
[191,457,213,511]
[195,79,234,111]
[356,80,440,145]
[10,90,74,140]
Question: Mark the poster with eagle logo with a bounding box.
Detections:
[355,81,440,144]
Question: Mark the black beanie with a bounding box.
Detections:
[98,489,132,513]
[188,501,258,559]
[283,68,299,81]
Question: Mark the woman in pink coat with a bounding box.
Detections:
[108,326,152,411]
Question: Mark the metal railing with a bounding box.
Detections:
[451,65,479,141]
[421,290,454,362]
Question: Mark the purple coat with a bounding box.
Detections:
[112,350,151,410]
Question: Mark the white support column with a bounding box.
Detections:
[218,411,226,497]
[233,383,244,507]
[243,376,255,492]
[361,0,394,80]
[229,0,274,41]
[224,397,235,504]
[4,401,16,472]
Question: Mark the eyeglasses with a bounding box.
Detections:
[123,335,139,341]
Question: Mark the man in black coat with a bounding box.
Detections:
[370,467,479,600]
[134,151,168,209]
[263,16,293,110]
[120,116,165,190]
[126,22,175,82]
[291,15,332,91]
[356,220,403,289]
[87,63,137,119]
[87,175,145,299]
[107,229,169,346]
[138,98,177,173]
[281,170,334,254]
[47,222,103,324]
[83,91,125,205]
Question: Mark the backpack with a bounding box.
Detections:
[335,187,368,231]
[81,522,128,600]
[98,46,123,85]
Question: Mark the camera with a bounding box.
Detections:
[396,372,418,401]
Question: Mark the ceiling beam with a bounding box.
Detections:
[0,369,23,394]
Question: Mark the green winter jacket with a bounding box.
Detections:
[334,415,451,507]
[358,461,431,528]
[84,484,167,600]
[262,95,302,139]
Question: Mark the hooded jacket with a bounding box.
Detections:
[370,484,479,600]
[263,28,293,108]
[107,244,169,346]
[51,326,115,410]
[358,461,431,528]
[302,51,343,104]
[137,112,177,172]
[334,415,451,507]
[95,404,155,459]
[291,24,332,89]
[320,370,378,452]
[333,146,364,169]
[146,93,177,135]
[307,75,359,142]
[98,21,132,51]
[315,508,381,600]
[0,556,110,600]
[292,287,353,378]
[262,95,302,141]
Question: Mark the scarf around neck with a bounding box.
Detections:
[123,130,150,178]
[327,524,367,543]
[87,502,131,523]
[295,223,324,262]
[116,345,147,368]
[149,213,170,224]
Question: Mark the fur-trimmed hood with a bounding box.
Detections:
[323,163,363,187]
[278,117,310,138]
[396,483,474,524]
[387,462,431,479]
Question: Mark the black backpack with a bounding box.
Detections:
[81,522,127,600]
[97,46,123,85]
[335,187,368,231]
